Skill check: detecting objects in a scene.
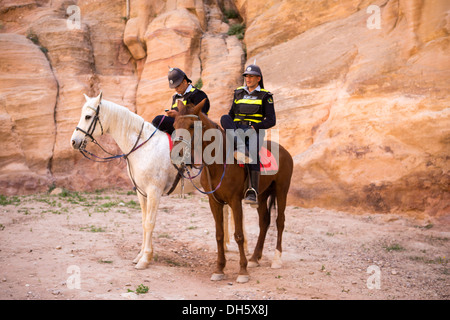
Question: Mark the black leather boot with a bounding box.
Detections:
[244,170,260,208]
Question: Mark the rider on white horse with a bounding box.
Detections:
[152,68,210,134]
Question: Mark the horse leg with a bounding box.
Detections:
[230,200,249,283]
[133,193,147,264]
[271,190,287,269]
[210,199,226,281]
[135,187,161,269]
[248,190,271,268]
[223,205,230,252]
[225,205,248,253]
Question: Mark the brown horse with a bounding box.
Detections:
[173,99,293,283]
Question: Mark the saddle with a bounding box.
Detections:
[238,146,278,175]
[167,133,279,177]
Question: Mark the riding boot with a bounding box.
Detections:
[234,136,253,164]
[244,170,260,208]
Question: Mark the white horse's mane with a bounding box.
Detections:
[99,99,150,138]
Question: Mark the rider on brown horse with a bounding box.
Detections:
[220,64,276,207]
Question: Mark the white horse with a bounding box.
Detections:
[70,92,179,269]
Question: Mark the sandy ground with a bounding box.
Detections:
[0,189,448,300]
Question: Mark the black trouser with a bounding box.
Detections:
[152,115,175,134]
[220,115,264,172]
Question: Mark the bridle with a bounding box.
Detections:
[74,102,165,197]
[75,102,162,162]
[75,102,124,161]
[172,115,201,166]
[75,103,103,150]
[173,114,227,202]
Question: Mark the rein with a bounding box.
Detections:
[75,104,166,198]
[77,106,165,162]
[183,162,227,195]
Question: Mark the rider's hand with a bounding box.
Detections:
[167,109,179,118]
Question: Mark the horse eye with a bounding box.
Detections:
[85,115,92,120]
[189,123,195,129]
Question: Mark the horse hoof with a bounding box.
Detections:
[271,261,282,269]
[135,260,149,270]
[210,273,225,281]
[236,275,249,283]
[271,249,282,269]
[247,260,260,268]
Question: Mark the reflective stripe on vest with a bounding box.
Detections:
[234,98,263,105]
[234,117,262,123]
[234,114,263,123]
[233,87,267,123]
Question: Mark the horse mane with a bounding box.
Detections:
[100,99,149,137]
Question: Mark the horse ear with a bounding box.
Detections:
[177,99,185,111]
[94,91,103,106]
[83,93,90,102]
[194,98,206,115]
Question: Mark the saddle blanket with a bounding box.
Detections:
[238,146,278,175]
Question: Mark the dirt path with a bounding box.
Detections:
[0,190,448,300]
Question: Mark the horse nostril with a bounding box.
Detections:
[71,139,79,149]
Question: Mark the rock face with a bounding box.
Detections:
[0,0,138,193]
[0,33,57,193]
[249,0,450,217]
[0,0,448,219]
[133,0,244,121]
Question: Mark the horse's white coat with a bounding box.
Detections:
[71,93,178,269]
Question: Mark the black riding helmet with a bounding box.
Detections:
[242,64,264,89]
[168,67,192,89]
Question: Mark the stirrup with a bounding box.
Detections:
[244,188,258,208]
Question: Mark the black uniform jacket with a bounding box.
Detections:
[171,86,210,115]
[228,86,275,130]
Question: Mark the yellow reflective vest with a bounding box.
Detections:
[232,86,271,123]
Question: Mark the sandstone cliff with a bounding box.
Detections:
[0,0,448,219]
